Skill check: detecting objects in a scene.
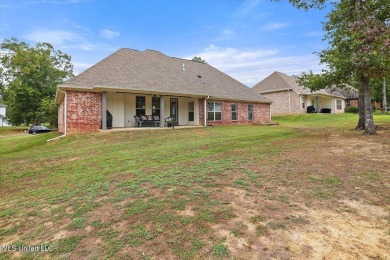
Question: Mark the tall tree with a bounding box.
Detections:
[0,38,73,126]
[289,0,390,134]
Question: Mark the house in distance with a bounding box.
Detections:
[252,71,346,115]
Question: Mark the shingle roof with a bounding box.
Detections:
[252,71,345,98]
[60,48,270,103]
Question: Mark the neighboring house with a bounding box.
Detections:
[0,104,10,127]
[56,48,271,134]
[333,87,359,108]
[252,71,346,115]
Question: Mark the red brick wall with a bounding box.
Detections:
[58,101,64,134]
[66,90,102,133]
[205,100,270,126]
[198,99,204,125]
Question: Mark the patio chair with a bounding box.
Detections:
[134,115,143,127]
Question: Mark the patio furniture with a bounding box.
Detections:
[134,115,143,127]
[320,108,332,113]
[307,106,316,113]
[135,115,160,127]
[165,117,173,127]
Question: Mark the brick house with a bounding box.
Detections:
[55,48,271,134]
[252,71,346,115]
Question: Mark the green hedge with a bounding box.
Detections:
[345,106,358,113]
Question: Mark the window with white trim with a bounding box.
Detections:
[136,96,146,116]
[248,103,253,121]
[336,99,342,110]
[207,102,222,121]
[188,102,194,122]
[231,103,237,121]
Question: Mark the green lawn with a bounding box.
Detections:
[0,114,389,259]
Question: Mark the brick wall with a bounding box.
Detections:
[198,99,204,125]
[205,100,270,126]
[264,90,301,115]
[66,90,102,133]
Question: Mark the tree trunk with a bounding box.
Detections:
[362,76,376,134]
[355,81,365,130]
[383,78,388,113]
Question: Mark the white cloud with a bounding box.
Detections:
[24,29,83,46]
[185,45,324,86]
[234,0,261,17]
[100,29,120,39]
[23,28,116,51]
[261,22,288,31]
[72,61,93,75]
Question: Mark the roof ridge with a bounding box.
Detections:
[275,72,294,89]
[66,48,129,83]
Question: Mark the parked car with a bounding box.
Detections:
[28,126,56,135]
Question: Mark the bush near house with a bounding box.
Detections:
[345,106,358,113]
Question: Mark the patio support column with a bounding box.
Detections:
[102,91,107,130]
[160,95,165,128]
[317,96,319,113]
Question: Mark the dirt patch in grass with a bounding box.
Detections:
[205,130,390,259]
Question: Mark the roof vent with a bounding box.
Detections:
[182,63,185,71]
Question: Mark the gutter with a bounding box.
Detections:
[288,89,292,115]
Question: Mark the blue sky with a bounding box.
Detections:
[0,0,331,86]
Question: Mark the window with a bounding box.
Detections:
[336,99,342,110]
[248,103,253,121]
[136,96,146,116]
[345,100,351,108]
[231,103,237,121]
[207,102,222,121]
[152,96,160,116]
[302,102,305,109]
[188,102,194,121]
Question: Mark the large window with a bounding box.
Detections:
[248,103,253,121]
[188,102,194,122]
[336,99,342,110]
[136,96,146,116]
[152,96,160,116]
[231,103,237,121]
[207,102,222,121]
[345,100,351,108]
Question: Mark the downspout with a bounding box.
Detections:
[204,96,209,127]
[47,89,67,142]
[269,102,272,122]
[288,89,291,115]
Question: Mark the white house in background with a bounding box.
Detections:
[0,104,10,127]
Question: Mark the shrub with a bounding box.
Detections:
[345,106,358,113]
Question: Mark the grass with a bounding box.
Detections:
[0,113,389,258]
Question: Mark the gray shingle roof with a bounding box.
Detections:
[252,71,345,98]
[60,48,270,103]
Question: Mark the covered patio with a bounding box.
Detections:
[101,90,204,130]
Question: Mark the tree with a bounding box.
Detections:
[192,56,206,63]
[0,38,73,126]
[289,0,390,134]
[370,77,389,113]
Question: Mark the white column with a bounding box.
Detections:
[102,91,107,130]
[160,96,165,128]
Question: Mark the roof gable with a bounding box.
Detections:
[252,71,310,94]
[61,48,270,103]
